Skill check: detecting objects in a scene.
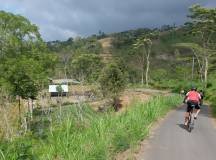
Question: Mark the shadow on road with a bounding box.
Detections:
[177,123,190,132]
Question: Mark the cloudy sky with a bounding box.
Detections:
[0,0,216,41]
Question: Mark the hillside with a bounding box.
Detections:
[47,26,202,88]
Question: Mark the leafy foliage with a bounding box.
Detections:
[0,11,43,60]
[47,36,102,55]
[70,54,104,82]
[183,5,216,87]
[2,57,46,99]
[186,4,216,48]
[0,11,56,100]
[99,63,126,98]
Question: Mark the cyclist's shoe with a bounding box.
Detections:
[194,116,197,120]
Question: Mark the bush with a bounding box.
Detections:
[99,63,126,111]
[99,63,126,98]
[0,137,37,160]
[70,54,104,83]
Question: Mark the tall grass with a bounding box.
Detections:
[205,77,216,117]
[0,95,181,160]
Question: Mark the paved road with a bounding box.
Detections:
[140,105,216,160]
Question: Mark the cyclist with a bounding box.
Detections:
[183,86,201,126]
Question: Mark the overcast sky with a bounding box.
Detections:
[0,0,216,41]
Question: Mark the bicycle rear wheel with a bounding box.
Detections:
[188,122,192,132]
[187,113,193,132]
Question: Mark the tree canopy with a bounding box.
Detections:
[70,54,104,82]
[0,11,56,99]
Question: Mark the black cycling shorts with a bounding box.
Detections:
[186,100,200,112]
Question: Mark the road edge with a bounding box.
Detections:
[208,105,216,129]
[115,105,184,160]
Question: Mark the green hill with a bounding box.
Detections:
[47,26,206,89]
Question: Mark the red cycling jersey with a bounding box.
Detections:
[186,91,201,103]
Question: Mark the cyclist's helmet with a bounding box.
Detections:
[191,86,197,91]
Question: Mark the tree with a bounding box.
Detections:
[99,63,126,111]
[56,85,64,119]
[133,31,158,86]
[0,83,13,139]
[0,11,57,117]
[70,54,104,82]
[0,11,43,60]
[174,43,215,85]
[0,11,57,135]
[1,56,47,126]
[0,11,57,75]
[185,4,216,87]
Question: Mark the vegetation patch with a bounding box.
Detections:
[0,95,181,160]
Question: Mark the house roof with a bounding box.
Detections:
[49,79,80,84]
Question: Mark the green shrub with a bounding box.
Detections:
[70,54,104,83]
[99,63,126,98]
[0,137,37,160]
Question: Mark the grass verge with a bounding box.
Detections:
[0,95,181,160]
[211,103,216,118]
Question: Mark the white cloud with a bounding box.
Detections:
[40,25,79,40]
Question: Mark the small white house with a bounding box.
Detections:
[49,85,68,97]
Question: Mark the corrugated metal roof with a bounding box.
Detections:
[50,79,80,84]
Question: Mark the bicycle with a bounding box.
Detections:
[187,104,196,132]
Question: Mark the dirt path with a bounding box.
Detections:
[98,37,113,62]
[90,88,170,111]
